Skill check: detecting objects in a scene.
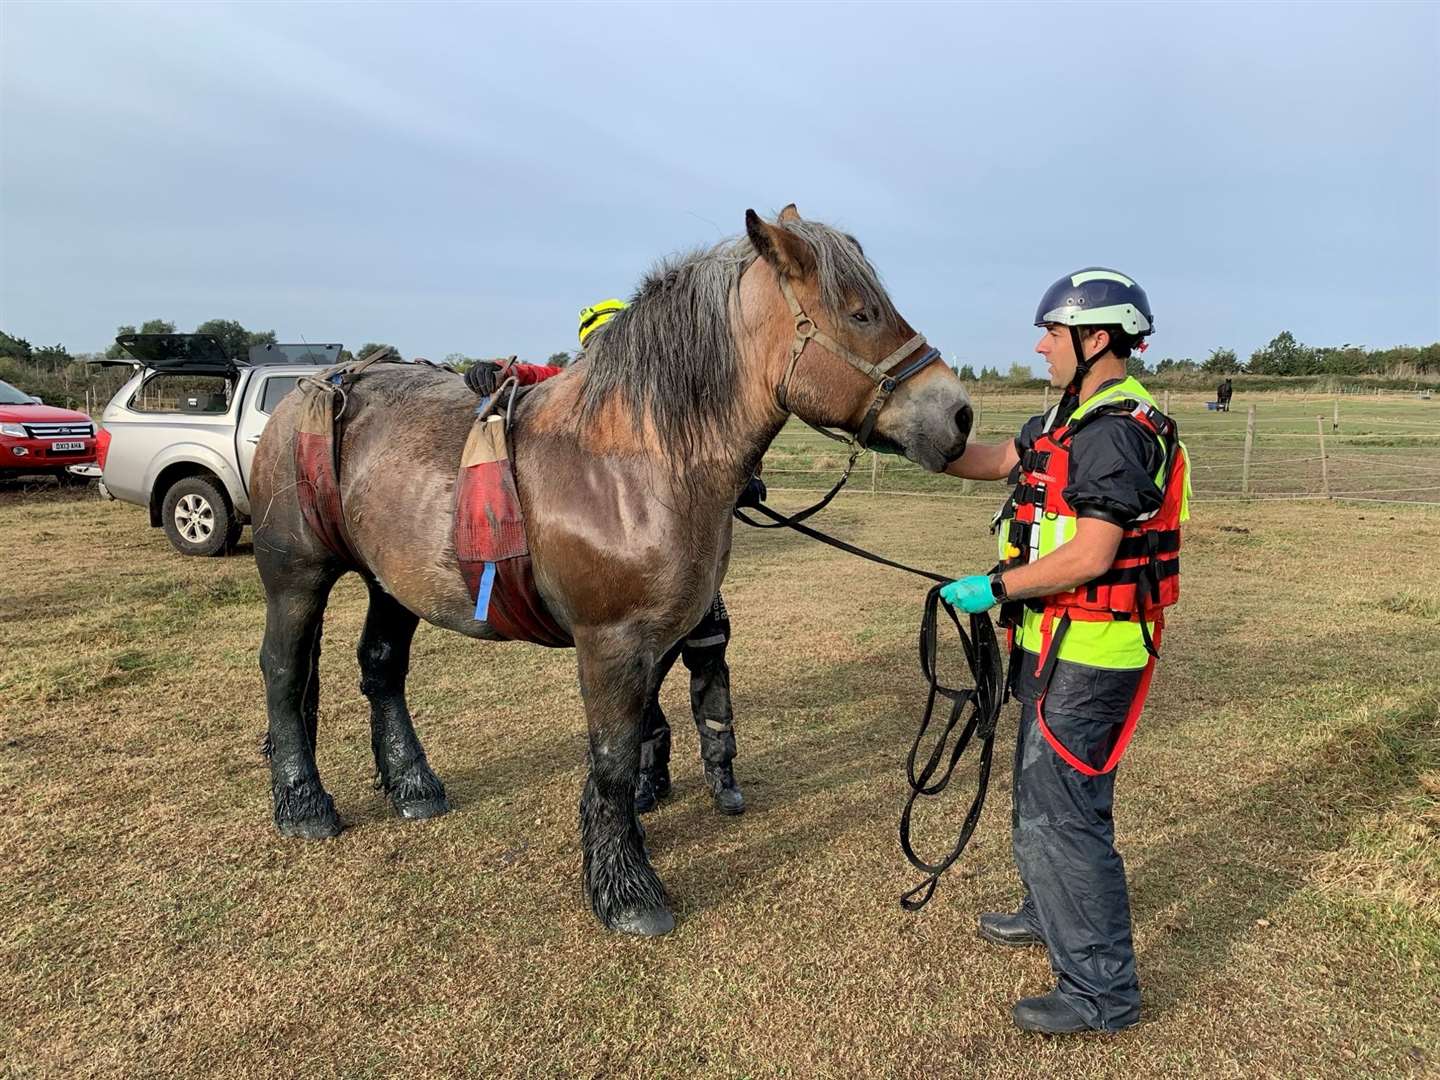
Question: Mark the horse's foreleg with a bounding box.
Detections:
[358,580,449,820]
[260,569,342,839]
[575,626,674,936]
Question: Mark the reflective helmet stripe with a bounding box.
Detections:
[1071,269,1135,287]
[1034,266,1154,336]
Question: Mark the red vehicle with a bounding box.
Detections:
[0,378,100,478]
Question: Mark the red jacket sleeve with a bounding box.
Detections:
[510,363,564,386]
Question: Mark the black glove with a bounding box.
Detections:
[464,360,504,397]
[736,473,767,509]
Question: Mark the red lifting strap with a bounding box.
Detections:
[1031,610,1163,777]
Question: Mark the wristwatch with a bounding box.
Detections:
[989,573,1009,603]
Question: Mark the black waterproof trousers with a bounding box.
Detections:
[640,594,736,774]
[1011,654,1144,1030]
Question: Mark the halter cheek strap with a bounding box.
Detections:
[775,276,942,449]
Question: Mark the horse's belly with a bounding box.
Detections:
[336,411,476,621]
[427,610,510,641]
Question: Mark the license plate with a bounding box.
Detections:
[52,441,85,452]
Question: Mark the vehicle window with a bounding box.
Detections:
[250,343,343,366]
[0,380,36,405]
[258,376,300,414]
[129,373,234,414]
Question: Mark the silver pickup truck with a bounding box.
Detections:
[94,334,343,556]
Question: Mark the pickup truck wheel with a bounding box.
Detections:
[161,476,236,557]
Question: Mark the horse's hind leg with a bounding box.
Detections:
[575,626,673,936]
[358,580,449,820]
[260,566,342,839]
[258,622,321,761]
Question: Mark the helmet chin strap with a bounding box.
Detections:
[1056,325,1108,427]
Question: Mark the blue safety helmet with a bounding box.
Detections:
[1034,268,1154,337]
[1036,268,1154,410]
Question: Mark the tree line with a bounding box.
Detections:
[0,313,589,412]
[4,316,1436,413]
[2,317,291,410]
[1143,332,1438,378]
[953,330,1437,386]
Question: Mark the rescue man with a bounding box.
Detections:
[464,299,760,815]
[941,268,1190,1035]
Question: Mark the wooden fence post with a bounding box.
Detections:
[1242,404,1256,497]
[1333,397,1340,432]
[1317,415,1330,498]
[1163,389,1171,415]
[870,450,878,494]
[1042,384,1050,414]
[963,395,982,494]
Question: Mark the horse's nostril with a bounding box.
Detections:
[956,404,974,436]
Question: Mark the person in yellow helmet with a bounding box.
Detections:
[462,299,627,396]
[462,297,765,815]
[577,298,627,346]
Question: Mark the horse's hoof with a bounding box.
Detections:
[387,764,448,821]
[397,796,450,821]
[274,783,341,839]
[612,906,675,937]
[276,813,342,840]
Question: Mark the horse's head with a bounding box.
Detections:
[742,205,972,471]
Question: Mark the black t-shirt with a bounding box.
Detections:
[1007,382,1168,705]
[1012,382,1165,528]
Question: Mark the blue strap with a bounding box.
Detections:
[891,346,942,386]
[474,561,497,620]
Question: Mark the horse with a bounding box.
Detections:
[251,204,975,936]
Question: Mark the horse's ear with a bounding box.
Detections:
[778,203,801,223]
[745,208,814,279]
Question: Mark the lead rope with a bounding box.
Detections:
[900,586,1005,911]
[730,445,860,530]
[734,500,1006,910]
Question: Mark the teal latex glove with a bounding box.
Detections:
[939,575,996,614]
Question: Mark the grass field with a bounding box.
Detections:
[766,390,1440,505]
[2,449,1438,1077]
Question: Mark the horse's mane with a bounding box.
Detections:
[578,217,900,459]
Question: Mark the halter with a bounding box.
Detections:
[774,276,942,449]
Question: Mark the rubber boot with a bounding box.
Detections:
[1013,990,1129,1035]
[634,760,672,814]
[683,604,744,817]
[978,896,1044,948]
[635,697,672,815]
[704,762,745,816]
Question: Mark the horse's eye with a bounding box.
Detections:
[851,310,870,324]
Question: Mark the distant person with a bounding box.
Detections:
[1217,378,1233,412]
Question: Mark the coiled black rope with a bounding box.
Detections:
[898,585,1005,911]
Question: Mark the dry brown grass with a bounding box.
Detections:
[2,486,1437,1079]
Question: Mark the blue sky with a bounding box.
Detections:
[2,1,1436,370]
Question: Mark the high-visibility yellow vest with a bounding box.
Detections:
[997,376,1191,669]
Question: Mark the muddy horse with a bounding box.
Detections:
[252,205,974,935]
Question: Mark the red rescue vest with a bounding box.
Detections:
[1002,396,1187,631]
[997,387,1189,776]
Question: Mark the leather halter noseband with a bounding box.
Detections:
[774,276,943,448]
